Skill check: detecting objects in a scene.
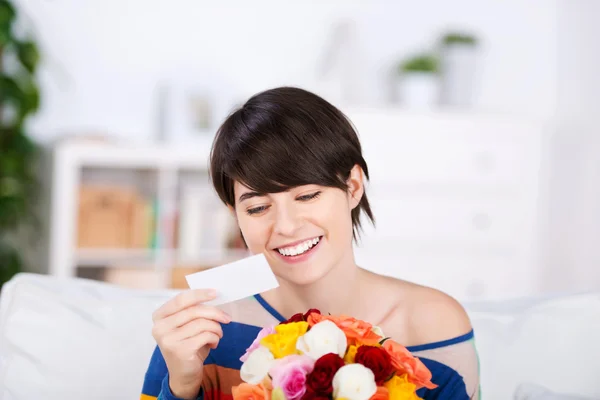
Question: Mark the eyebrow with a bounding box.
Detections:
[238,191,266,203]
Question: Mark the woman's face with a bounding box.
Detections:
[232,165,365,285]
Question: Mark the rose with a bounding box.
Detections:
[384,374,419,400]
[241,326,276,362]
[344,345,358,363]
[296,320,347,360]
[382,340,437,390]
[305,353,345,395]
[354,345,395,385]
[332,364,378,400]
[261,321,309,358]
[282,308,322,324]
[240,346,276,384]
[371,326,385,338]
[269,354,315,400]
[232,382,271,400]
[369,386,390,400]
[301,391,331,400]
[307,314,382,346]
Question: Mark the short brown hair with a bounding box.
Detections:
[209,87,374,240]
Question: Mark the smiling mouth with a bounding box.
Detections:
[275,236,322,257]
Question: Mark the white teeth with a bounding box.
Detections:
[277,237,320,256]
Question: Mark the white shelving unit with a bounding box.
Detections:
[47,138,249,289]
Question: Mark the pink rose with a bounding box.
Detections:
[240,326,276,362]
[269,355,315,400]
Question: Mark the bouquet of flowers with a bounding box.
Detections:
[232,309,437,400]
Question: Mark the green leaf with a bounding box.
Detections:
[15,39,40,73]
[0,74,24,102]
[0,239,22,289]
[0,0,15,46]
[399,54,439,74]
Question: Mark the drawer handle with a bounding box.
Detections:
[472,213,492,231]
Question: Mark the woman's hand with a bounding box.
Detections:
[152,289,231,399]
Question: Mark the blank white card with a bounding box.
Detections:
[185,253,280,306]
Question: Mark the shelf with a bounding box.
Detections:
[75,248,250,268]
[54,139,215,170]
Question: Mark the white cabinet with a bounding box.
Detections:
[348,109,545,302]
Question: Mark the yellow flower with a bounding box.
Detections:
[260,322,309,358]
[384,374,420,400]
[272,387,286,400]
[344,345,358,363]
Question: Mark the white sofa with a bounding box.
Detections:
[0,273,598,400]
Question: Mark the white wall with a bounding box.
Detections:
[16,0,558,142]
[540,0,600,293]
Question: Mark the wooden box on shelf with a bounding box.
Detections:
[77,185,152,249]
[170,265,216,289]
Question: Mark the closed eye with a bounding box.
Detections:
[246,205,269,215]
[297,191,321,201]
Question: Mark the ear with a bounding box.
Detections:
[346,164,365,210]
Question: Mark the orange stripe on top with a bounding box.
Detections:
[140,395,157,400]
[203,364,244,397]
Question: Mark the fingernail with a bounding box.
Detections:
[207,289,217,297]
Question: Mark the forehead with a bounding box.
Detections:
[233,180,253,194]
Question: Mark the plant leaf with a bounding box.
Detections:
[15,39,40,73]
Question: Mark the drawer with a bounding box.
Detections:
[359,188,536,249]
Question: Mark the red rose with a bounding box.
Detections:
[355,345,395,386]
[305,353,345,395]
[303,308,321,320]
[301,390,331,400]
[281,312,305,324]
[281,309,321,325]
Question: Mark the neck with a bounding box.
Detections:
[265,251,369,319]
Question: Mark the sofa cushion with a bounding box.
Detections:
[465,292,600,399]
[0,273,177,400]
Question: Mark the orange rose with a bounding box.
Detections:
[382,340,437,390]
[232,382,271,400]
[307,314,382,346]
[369,386,390,400]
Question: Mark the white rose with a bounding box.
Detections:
[240,346,275,384]
[332,364,377,400]
[296,320,347,360]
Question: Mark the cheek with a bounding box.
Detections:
[316,195,354,236]
[237,215,268,248]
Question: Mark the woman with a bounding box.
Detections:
[141,87,480,400]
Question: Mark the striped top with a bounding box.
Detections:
[141,294,480,400]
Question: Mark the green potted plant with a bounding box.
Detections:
[0,0,41,289]
[396,53,439,108]
[439,31,479,107]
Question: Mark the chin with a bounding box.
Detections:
[274,263,333,286]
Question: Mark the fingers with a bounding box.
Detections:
[153,289,218,321]
[186,331,221,353]
[174,318,224,342]
[164,304,231,329]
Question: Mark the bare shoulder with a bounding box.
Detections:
[375,275,473,346]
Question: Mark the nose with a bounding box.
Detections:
[272,203,302,237]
